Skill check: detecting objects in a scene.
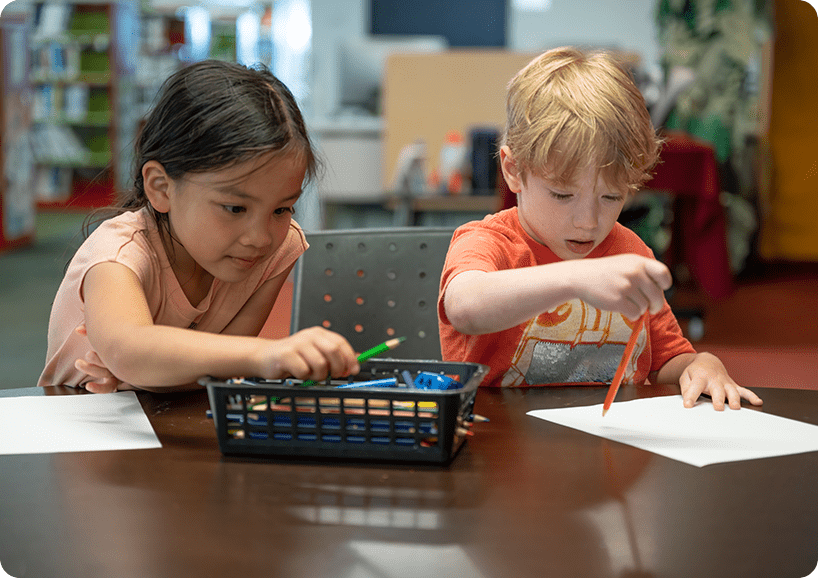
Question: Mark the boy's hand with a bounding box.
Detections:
[261,327,360,382]
[574,254,672,321]
[679,352,763,410]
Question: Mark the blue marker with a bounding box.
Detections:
[414,372,462,390]
[400,370,414,388]
[336,377,399,389]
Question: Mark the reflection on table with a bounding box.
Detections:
[1,383,816,578]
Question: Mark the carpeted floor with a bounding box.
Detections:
[679,263,818,391]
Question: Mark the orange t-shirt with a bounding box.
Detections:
[438,208,694,387]
[39,207,307,387]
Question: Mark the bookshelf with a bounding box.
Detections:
[0,13,36,252]
[28,1,138,209]
[134,10,183,121]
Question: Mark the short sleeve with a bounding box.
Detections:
[438,225,516,325]
[71,225,157,307]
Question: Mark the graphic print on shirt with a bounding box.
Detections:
[500,299,646,387]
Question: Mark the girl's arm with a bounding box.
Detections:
[220,264,294,337]
[649,352,763,410]
[444,253,671,335]
[82,261,358,389]
[76,265,293,392]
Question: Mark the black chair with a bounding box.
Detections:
[290,227,456,360]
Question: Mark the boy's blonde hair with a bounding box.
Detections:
[503,46,661,193]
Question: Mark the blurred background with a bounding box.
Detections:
[1,0,816,388]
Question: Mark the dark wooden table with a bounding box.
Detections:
[2,384,817,578]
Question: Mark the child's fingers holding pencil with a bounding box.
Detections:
[643,258,673,291]
[297,336,407,388]
[622,260,671,319]
[642,259,673,315]
[264,327,360,381]
[575,255,669,321]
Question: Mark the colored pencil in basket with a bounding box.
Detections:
[356,336,406,363]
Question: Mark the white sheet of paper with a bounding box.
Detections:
[527,395,818,467]
[0,391,161,455]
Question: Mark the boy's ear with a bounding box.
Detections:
[142,160,172,213]
[499,146,523,193]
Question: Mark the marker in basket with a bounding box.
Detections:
[602,311,647,417]
[300,336,407,387]
[336,378,399,389]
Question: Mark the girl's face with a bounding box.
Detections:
[163,151,305,292]
[500,147,627,260]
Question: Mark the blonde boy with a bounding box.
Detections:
[438,47,761,410]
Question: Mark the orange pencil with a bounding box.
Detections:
[602,311,648,416]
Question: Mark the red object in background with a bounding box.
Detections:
[36,173,115,210]
[498,131,734,299]
[645,131,733,299]
[167,17,185,47]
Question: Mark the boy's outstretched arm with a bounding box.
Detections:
[649,352,763,410]
[444,253,671,335]
[82,262,359,389]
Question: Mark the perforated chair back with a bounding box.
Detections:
[290,227,456,360]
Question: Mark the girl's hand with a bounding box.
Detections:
[261,327,360,382]
[573,254,673,321]
[679,352,763,410]
[75,349,122,393]
[74,324,122,393]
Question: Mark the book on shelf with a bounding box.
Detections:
[68,7,111,38]
[32,2,73,42]
[32,84,54,120]
[32,82,91,122]
[30,124,91,165]
[33,166,73,202]
[31,43,80,82]
[48,42,66,75]
[64,84,90,122]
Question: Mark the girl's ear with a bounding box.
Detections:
[142,160,172,213]
[499,146,523,194]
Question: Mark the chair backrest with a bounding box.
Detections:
[291,227,455,360]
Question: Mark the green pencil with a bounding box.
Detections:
[301,336,406,387]
[356,336,406,363]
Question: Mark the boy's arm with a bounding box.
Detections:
[82,262,357,389]
[444,253,671,335]
[649,352,763,410]
[444,266,574,335]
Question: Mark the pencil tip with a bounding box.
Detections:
[397,336,407,342]
[602,408,608,417]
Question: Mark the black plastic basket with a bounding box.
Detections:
[201,359,488,464]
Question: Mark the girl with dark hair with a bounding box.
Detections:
[39,61,360,392]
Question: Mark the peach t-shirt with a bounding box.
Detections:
[39,207,307,387]
[438,208,695,387]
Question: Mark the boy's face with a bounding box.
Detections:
[500,147,627,260]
